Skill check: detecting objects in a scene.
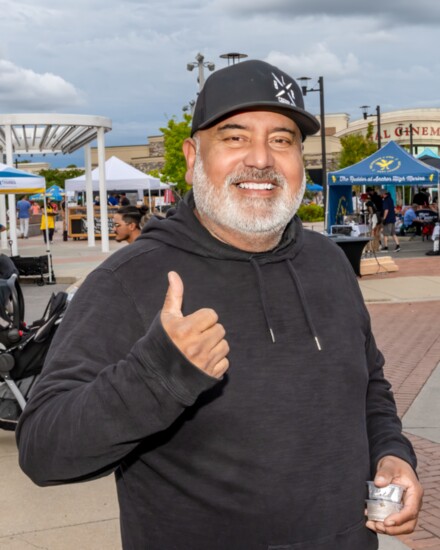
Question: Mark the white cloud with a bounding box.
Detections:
[266,45,360,79]
[0,59,84,111]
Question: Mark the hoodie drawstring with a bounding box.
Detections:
[250,258,276,343]
[250,258,322,351]
[286,260,322,351]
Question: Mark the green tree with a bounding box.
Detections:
[338,122,377,169]
[157,114,192,195]
[38,166,84,189]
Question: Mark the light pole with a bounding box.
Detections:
[219,52,248,65]
[297,76,327,219]
[397,123,414,155]
[187,52,215,92]
[360,105,381,149]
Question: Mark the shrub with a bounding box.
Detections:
[296,204,325,222]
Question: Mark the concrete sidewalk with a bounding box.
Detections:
[0,232,439,549]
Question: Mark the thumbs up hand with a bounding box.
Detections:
[160,272,229,379]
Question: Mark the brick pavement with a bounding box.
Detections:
[368,293,440,549]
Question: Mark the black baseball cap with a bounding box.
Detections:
[191,59,320,140]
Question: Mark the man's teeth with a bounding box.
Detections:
[237,182,275,190]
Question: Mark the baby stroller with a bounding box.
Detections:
[0,254,68,431]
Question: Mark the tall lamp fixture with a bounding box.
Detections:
[220,52,248,65]
[182,99,196,116]
[187,52,215,92]
[360,105,381,149]
[297,76,327,222]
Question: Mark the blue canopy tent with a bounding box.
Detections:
[30,184,65,202]
[306,182,323,192]
[327,141,440,229]
[416,148,440,170]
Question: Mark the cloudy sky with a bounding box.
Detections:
[1,0,439,166]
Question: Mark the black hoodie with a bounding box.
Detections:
[17,192,416,550]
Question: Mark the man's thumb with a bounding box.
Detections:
[162,271,184,318]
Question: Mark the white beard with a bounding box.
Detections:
[192,147,306,236]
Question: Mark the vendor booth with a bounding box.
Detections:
[65,156,171,240]
[0,164,55,283]
[327,141,440,230]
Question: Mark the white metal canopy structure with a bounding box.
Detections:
[0,114,112,156]
[0,114,112,253]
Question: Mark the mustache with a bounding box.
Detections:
[225,169,286,187]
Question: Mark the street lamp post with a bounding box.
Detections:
[187,52,215,92]
[297,76,327,222]
[397,123,414,155]
[360,105,381,149]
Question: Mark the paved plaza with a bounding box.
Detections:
[0,229,439,549]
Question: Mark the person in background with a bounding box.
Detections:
[30,201,41,215]
[119,193,130,206]
[413,188,429,207]
[366,187,383,220]
[400,204,424,236]
[113,205,149,244]
[364,191,381,252]
[17,59,422,550]
[108,193,119,206]
[40,200,56,244]
[16,195,31,239]
[381,189,401,252]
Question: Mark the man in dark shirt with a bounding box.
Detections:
[413,188,429,207]
[381,189,401,252]
[16,60,422,550]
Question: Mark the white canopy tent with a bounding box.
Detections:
[66,156,170,245]
[65,156,170,194]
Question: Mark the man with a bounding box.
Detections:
[413,188,429,207]
[113,205,147,244]
[108,193,119,206]
[16,60,422,550]
[119,192,130,206]
[16,195,31,238]
[401,204,423,236]
[381,189,401,252]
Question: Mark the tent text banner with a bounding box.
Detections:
[327,141,440,228]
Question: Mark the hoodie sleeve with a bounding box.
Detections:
[16,267,219,486]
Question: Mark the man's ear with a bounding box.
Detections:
[182,138,197,186]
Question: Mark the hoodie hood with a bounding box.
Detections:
[139,190,305,264]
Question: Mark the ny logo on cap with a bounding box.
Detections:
[271,72,296,106]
